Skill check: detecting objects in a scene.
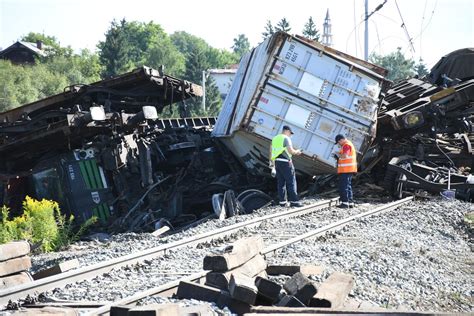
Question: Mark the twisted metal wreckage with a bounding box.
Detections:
[0,37,472,232]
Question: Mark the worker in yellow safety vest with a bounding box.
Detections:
[333,134,357,208]
[269,125,303,207]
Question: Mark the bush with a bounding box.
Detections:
[0,196,96,252]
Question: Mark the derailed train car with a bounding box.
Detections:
[212,32,388,177]
[214,33,474,201]
[0,67,237,228]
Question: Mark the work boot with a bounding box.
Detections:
[290,201,303,207]
[349,202,355,208]
[279,201,288,207]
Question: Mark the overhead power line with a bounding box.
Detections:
[364,0,389,22]
[394,0,416,54]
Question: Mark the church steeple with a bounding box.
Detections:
[322,9,333,47]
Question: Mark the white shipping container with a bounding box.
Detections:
[213,32,387,176]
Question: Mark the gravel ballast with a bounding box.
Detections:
[32,196,472,313]
[268,198,473,312]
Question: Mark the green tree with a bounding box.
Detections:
[262,20,275,40]
[170,31,237,117]
[414,58,429,78]
[0,49,102,111]
[232,34,250,58]
[369,48,415,82]
[97,19,132,77]
[302,17,320,41]
[98,19,184,77]
[275,18,291,33]
[21,32,73,57]
[203,76,222,116]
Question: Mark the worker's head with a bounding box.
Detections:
[335,134,346,145]
[282,125,294,136]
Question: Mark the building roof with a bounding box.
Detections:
[0,41,50,58]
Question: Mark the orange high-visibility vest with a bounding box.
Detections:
[337,140,357,174]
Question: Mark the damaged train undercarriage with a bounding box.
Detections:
[0,67,273,231]
[0,42,473,233]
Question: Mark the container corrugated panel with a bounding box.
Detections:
[213,32,386,176]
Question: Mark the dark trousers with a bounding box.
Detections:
[275,160,299,202]
[338,173,353,203]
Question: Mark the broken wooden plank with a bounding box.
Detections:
[266,264,324,276]
[0,271,33,289]
[0,241,30,261]
[283,272,317,304]
[310,272,354,308]
[229,273,258,305]
[205,254,266,290]
[203,236,264,271]
[0,256,31,277]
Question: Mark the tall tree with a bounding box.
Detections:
[414,59,429,78]
[232,34,250,58]
[302,17,320,41]
[262,20,275,40]
[98,19,184,78]
[369,48,415,82]
[275,18,291,33]
[97,19,133,77]
[170,31,229,117]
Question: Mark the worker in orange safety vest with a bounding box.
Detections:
[333,134,357,208]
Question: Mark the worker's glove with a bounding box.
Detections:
[271,167,276,178]
[332,153,340,160]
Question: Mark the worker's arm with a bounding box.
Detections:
[286,145,302,155]
[338,144,352,159]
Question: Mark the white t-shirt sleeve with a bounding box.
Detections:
[283,136,292,148]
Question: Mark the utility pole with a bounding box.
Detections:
[202,70,206,112]
[364,0,369,61]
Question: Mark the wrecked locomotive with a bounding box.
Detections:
[0,67,252,229]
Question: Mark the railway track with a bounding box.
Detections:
[86,196,414,315]
[0,197,341,306]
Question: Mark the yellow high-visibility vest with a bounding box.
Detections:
[271,134,291,161]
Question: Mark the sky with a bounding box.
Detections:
[0,0,473,68]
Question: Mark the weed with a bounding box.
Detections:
[0,196,97,252]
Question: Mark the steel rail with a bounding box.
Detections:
[90,196,414,316]
[0,197,339,305]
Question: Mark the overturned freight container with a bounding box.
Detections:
[213,32,387,176]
